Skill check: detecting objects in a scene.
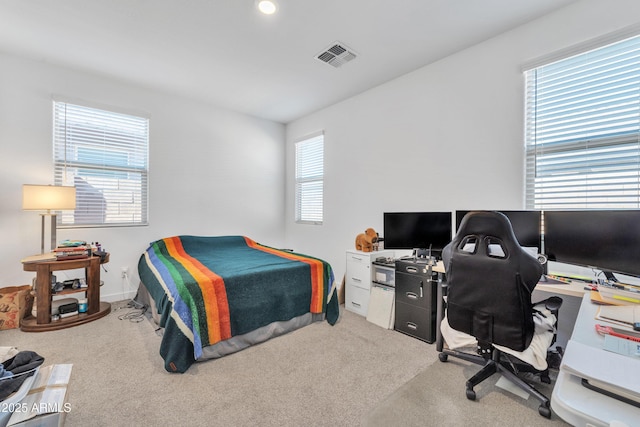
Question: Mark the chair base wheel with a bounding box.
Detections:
[538,404,551,418]
[465,388,476,401]
[438,353,448,362]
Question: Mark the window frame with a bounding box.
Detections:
[53,100,149,228]
[524,33,640,210]
[294,132,324,225]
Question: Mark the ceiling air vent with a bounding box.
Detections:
[315,42,357,68]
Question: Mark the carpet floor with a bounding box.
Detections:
[2,301,569,426]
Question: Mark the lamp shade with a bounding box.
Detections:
[22,184,76,211]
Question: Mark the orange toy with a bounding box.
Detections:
[355,228,379,252]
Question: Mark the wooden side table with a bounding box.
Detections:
[20,253,111,332]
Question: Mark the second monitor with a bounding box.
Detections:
[455,210,542,251]
[383,211,452,258]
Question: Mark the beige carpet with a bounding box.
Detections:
[364,354,569,427]
[2,302,569,426]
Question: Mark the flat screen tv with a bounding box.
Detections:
[455,210,542,250]
[544,210,640,279]
[383,212,452,254]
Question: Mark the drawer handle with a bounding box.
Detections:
[406,292,418,299]
[351,301,361,307]
[351,256,363,261]
[406,322,417,330]
[352,277,362,282]
[406,266,418,273]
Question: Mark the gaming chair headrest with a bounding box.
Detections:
[443,210,543,291]
[454,211,520,250]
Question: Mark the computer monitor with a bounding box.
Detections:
[383,212,452,256]
[544,209,640,279]
[455,210,542,250]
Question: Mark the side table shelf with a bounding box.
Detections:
[20,302,111,332]
[21,253,111,332]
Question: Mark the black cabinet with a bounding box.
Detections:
[394,259,438,343]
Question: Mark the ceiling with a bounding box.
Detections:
[0,0,580,124]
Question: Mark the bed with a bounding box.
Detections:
[137,235,340,373]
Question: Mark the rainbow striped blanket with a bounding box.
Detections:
[138,235,339,372]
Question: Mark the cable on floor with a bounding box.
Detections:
[116,299,148,323]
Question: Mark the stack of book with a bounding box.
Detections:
[597,282,640,305]
[54,240,90,260]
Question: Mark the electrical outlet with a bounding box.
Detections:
[121,266,129,279]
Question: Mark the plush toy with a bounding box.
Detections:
[355,228,379,252]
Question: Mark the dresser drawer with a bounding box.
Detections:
[344,285,369,316]
[394,301,436,343]
[346,254,371,290]
[395,271,435,309]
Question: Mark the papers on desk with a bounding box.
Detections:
[561,340,640,406]
[596,305,640,328]
[544,274,572,285]
[598,284,640,305]
[603,334,640,358]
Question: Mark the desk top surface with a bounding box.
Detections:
[21,252,110,271]
[20,253,57,263]
[551,294,640,425]
[534,280,588,298]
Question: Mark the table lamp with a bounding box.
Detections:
[23,184,76,254]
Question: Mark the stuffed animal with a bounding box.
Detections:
[355,228,379,252]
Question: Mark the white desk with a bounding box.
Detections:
[551,294,640,426]
[535,280,590,298]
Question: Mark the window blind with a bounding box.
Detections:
[295,133,324,224]
[53,101,149,227]
[525,34,640,209]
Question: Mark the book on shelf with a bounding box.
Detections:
[57,239,88,247]
[54,245,90,260]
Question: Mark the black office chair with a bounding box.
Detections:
[436,211,561,418]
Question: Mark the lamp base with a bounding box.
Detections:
[40,213,58,254]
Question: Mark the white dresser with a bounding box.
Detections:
[345,250,394,316]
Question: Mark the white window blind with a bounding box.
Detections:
[53,101,149,227]
[295,133,324,224]
[525,35,640,209]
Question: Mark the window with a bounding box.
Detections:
[53,101,149,227]
[524,34,640,209]
[295,132,324,224]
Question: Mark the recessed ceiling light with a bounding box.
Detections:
[257,0,277,15]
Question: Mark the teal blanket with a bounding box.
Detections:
[138,235,339,372]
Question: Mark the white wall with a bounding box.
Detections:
[4,0,640,302]
[0,53,285,301]
[285,0,640,284]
